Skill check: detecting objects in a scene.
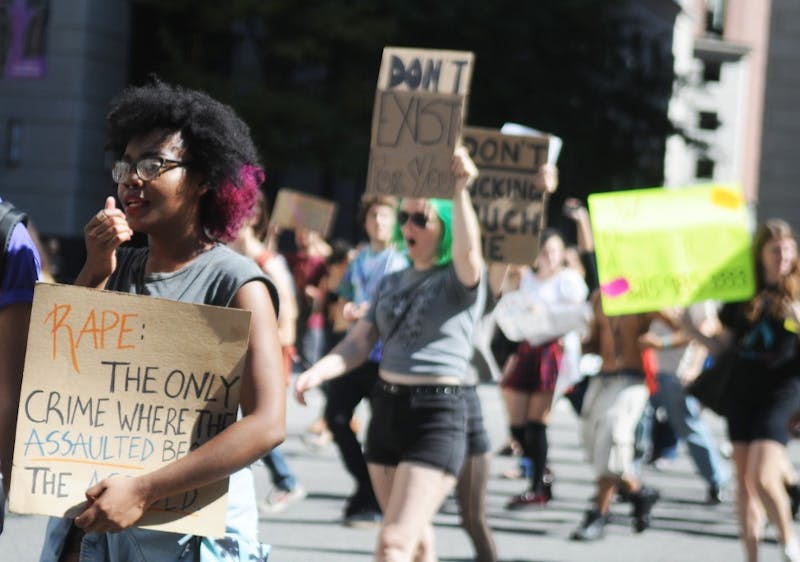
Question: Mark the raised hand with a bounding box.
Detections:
[452,145,479,193]
[79,196,133,287]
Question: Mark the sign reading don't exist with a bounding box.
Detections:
[10,283,251,537]
[366,47,474,199]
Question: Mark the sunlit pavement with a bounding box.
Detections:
[4,381,798,561]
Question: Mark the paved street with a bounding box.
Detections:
[3,381,799,561]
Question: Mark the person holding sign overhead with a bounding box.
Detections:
[295,146,485,562]
[683,219,800,562]
[40,78,285,561]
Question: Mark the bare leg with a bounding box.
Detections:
[749,440,796,545]
[733,442,762,562]
[412,525,436,562]
[369,462,456,562]
[456,453,497,562]
[596,476,617,514]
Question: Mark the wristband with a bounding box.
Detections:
[662,335,672,349]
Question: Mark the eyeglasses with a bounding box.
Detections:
[111,157,188,183]
[397,211,429,228]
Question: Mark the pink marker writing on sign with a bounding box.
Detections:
[601,277,630,298]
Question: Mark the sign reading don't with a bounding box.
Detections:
[463,126,549,264]
[9,283,251,537]
[589,184,755,315]
[366,47,474,199]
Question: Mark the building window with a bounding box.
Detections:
[703,60,721,82]
[705,0,726,36]
[698,111,720,130]
[696,157,715,179]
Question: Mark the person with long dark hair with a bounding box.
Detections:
[685,219,800,562]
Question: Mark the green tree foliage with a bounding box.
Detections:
[130,0,676,236]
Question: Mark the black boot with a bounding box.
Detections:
[570,508,608,541]
[630,486,660,533]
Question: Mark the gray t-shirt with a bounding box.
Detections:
[107,244,277,313]
[367,262,486,380]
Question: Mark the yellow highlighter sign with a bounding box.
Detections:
[588,184,755,315]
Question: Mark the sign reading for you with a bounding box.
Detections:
[367,47,474,199]
[10,283,251,537]
[463,127,549,264]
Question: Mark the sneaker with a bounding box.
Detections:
[344,507,382,528]
[570,509,608,541]
[631,486,660,533]
[783,538,800,562]
[506,490,550,510]
[706,484,729,505]
[542,466,554,500]
[787,482,800,520]
[260,485,307,515]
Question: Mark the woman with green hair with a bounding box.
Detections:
[296,146,486,562]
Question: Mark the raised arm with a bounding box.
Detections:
[74,279,286,533]
[680,308,734,357]
[564,198,594,253]
[451,146,483,288]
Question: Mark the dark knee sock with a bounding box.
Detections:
[510,425,525,450]
[524,421,548,493]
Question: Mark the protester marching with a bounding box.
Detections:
[0,43,798,562]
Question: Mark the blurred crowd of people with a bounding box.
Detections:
[2,78,800,562]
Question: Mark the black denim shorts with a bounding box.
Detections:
[727,371,800,445]
[463,385,490,456]
[365,380,468,475]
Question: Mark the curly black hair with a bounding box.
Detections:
[106,77,263,241]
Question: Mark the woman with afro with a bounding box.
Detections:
[40,78,285,561]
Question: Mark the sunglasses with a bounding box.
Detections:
[397,211,429,228]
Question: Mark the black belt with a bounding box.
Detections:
[598,370,645,379]
[378,380,461,395]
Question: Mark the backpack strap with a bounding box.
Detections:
[0,200,29,280]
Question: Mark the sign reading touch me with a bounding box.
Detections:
[463,126,549,264]
[10,283,251,537]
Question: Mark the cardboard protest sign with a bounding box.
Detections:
[493,291,591,344]
[10,283,251,537]
[463,126,549,264]
[588,184,755,315]
[269,189,338,237]
[366,47,474,199]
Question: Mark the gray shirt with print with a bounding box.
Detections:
[366,262,486,381]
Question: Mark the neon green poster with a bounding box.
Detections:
[588,184,755,316]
